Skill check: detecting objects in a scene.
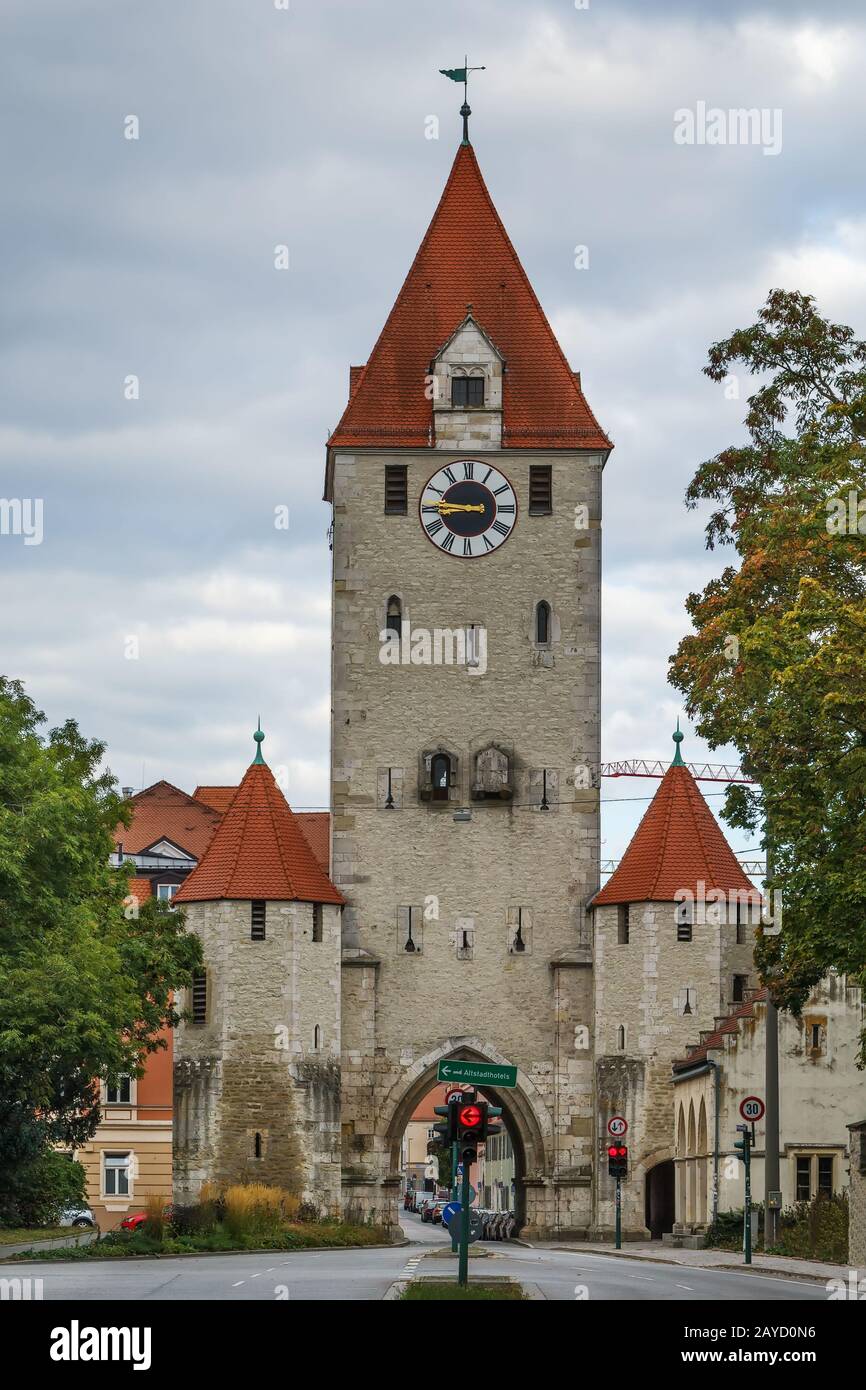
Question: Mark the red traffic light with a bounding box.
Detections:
[607,1145,627,1157]
[459,1104,482,1129]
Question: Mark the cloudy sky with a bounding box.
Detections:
[2,0,864,862]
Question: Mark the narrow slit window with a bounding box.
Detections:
[431,753,451,801]
[535,600,551,646]
[254,1132,263,1159]
[386,595,402,638]
[312,903,323,942]
[251,900,266,940]
[617,1025,626,1051]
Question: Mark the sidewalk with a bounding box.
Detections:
[0,1230,98,1258]
[529,1238,853,1285]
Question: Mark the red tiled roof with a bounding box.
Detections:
[594,763,761,906]
[174,760,342,905]
[114,781,222,859]
[192,786,237,814]
[326,142,611,456]
[193,786,330,874]
[126,876,153,905]
[296,812,330,874]
[673,989,768,1072]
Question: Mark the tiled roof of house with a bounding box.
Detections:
[673,989,768,1073]
[126,876,153,904]
[113,781,222,860]
[326,142,611,456]
[593,739,761,907]
[192,785,237,814]
[174,756,342,905]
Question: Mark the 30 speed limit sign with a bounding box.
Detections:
[607,1115,628,1137]
[739,1096,765,1123]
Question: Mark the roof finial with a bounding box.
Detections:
[671,718,685,767]
[439,57,486,145]
[253,717,266,765]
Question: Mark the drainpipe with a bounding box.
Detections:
[709,1059,720,1226]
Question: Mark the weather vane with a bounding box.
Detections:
[439,56,486,144]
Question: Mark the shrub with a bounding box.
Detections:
[1,1152,88,1228]
[776,1194,848,1264]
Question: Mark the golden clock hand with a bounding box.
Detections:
[422,500,486,514]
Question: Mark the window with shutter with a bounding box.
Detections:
[528,465,552,514]
[251,901,266,940]
[191,970,207,1023]
[384,465,408,514]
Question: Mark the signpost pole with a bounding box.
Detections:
[458,1162,471,1287]
[615,1175,622,1250]
[743,1129,752,1266]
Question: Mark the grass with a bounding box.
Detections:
[6,1221,392,1262]
[400,1280,527,1301]
[0,1227,73,1245]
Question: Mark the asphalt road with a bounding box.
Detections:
[0,1213,828,1302]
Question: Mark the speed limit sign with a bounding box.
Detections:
[607,1115,628,1137]
[739,1096,765,1123]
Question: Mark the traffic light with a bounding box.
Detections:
[607,1143,628,1178]
[484,1105,503,1142]
[734,1124,750,1162]
[456,1099,486,1165]
[432,1104,457,1148]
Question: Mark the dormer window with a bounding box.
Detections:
[452,375,484,407]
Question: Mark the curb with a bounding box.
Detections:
[538,1243,837,1285]
[0,1230,98,1258]
[2,1237,409,1266]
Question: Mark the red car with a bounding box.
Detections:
[119,1206,173,1232]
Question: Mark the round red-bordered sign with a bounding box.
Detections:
[607,1115,628,1137]
[739,1096,765,1122]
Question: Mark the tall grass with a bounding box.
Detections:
[142,1193,169,1240]
[223,1184,291,1238]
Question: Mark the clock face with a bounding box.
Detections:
[419,461,518,558]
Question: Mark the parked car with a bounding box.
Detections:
[59,1204,95,1229]
[119,1205,174,1232]
[430,1198,448,1225]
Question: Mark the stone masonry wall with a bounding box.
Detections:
[173,898,342,1213]
[331,445,604,1235]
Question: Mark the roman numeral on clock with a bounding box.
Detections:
[497,504,515,513]
[463,461,475,479]
[493,483,510,496]
[492,520,510,537]
[443,466,456,484]
[482,535,494,551]
[463,537,473,556]
[426,518,444,537]
[441,531,455,551]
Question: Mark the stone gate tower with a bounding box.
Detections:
[325,136,612,1236]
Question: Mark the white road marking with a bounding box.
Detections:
[676,1284,693,1291]
[232,1281,245,1287]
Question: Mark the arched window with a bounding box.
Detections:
[386,595,402,638]
[431,753,451,800]
[535,600,551,646]
[313,1025,322,1051]
[617,1025,625,1051]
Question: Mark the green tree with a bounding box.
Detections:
[0,678,201,1219]
[669,291,866,1051]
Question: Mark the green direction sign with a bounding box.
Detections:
[437,1059,517,1089]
